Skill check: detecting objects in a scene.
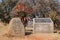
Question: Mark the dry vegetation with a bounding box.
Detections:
[0,33,60,40]
[0,22,8,35]
[0,0,60,40]
[0,22,60,40]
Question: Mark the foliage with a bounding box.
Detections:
[0,0,18,23]
[33,0,60,17]
[0,0,60,24]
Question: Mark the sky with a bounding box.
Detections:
[0,0,2,2]
[58,0,60,2]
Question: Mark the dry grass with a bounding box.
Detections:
[0,22,8,35]
[0,33,60,40]
[0,22,60,40]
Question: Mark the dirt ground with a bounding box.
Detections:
[0,22,60,40]
[0,33,60,40]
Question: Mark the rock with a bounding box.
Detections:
[8,17,25,37]
[33,18,54,33]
